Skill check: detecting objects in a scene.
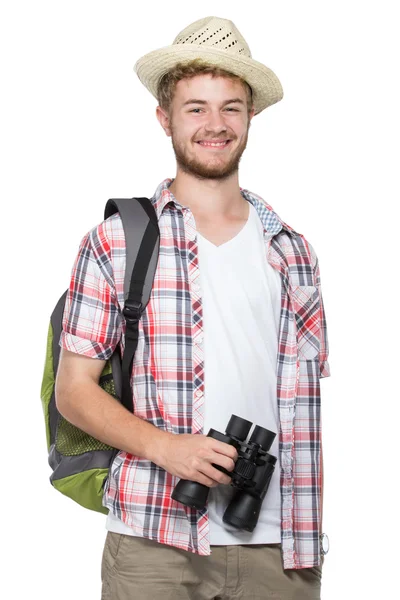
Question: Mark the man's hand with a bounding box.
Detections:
[153,433,238,488]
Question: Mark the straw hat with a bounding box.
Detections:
[134,16,283,116]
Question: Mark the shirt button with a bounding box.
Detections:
[195,390,203,398]
[192,282,201,292]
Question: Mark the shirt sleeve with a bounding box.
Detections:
[308,241,331,379]
[59,224,123,360]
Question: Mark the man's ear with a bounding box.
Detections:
[156,105,172,137]
[249,106,255,125]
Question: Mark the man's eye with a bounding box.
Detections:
[189,108,239,113]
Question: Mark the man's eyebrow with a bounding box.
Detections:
[182,98,245,107]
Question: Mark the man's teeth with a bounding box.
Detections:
[198,141,228,146]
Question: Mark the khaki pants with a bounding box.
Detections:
[101,532,323,600]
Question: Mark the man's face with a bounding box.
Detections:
[160,74,255,181]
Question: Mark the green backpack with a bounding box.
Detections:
[40,197,160,514]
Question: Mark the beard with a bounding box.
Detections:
[170,122,251,182]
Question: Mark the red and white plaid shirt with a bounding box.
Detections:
[60,178,330,569]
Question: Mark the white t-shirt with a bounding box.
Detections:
[197,201,281,545]
[106,201,282,545]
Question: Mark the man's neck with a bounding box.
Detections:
[168,174,247,221]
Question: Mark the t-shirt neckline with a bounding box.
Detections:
[197,202,253,250]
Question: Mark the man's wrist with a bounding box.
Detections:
[146,428,172,466]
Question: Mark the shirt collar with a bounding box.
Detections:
[150,178,300,237]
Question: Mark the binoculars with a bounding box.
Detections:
[171,414,277,532]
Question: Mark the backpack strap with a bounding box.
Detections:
[104,197,160,413]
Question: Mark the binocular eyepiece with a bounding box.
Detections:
[171,414,277,532]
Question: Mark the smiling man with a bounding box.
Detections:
[56,16,331,600]
[165,78,252,181]
[158,73,254,247]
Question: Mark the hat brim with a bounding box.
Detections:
[134,44,283,116]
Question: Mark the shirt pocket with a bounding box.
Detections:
[289,285,321,360]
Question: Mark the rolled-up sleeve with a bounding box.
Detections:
[59,225,122,360]
[308,241,331,379]
[318,292,331,378]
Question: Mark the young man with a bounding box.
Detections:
[56,16,330,600]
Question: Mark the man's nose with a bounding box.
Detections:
[204,110,229,133]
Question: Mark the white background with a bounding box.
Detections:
[1,1,399,598]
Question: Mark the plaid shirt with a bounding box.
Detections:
[60,178,330,569]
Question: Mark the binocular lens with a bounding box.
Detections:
[225,415,253,440]
[248,425,276,451]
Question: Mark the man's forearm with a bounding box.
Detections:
[56,378,170,463]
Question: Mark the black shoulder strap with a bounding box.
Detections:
[104,197,160,413]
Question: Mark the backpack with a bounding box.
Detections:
[40,197,160,514]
